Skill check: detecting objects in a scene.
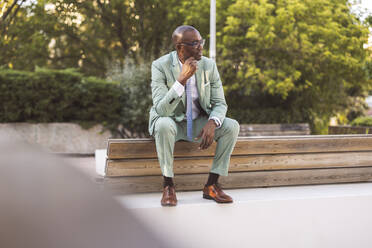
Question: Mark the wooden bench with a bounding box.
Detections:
[329,125,372,135]
[100,135,372,193]
[239,123,310,136]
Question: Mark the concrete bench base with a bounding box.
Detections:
[0,123,111,154]
[115,183,372,247]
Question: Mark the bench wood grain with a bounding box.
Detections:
[103,135,372,193]
[104,167,372,193]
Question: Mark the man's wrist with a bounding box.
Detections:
[177,76,187,86]
[173,81,185,97]
[209,117,221,128]
[208,119,218,128]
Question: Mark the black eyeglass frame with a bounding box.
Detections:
[178,39,205,48]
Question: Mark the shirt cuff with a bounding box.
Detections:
[209,116,222,128]
[172,81,185,97]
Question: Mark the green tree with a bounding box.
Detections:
[177,0,236,56]
[221,0,371,133]
[0,0,236,77]
[0,1,53,70]
[1,0,188,77]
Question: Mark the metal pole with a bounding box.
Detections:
[210,0,216,61]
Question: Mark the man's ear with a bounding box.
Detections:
[175,44,182,51]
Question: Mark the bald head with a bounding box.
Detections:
[172,25,203,62]
[172,25,199,47]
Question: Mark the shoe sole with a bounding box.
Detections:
[161,202,177,207]
[161,204,177,207]
[203,194,233,203]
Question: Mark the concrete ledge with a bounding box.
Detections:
[0,123,111,154]
[116,183,372,248]
[95,149,107,176]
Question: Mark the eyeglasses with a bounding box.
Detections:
[179,39,205,48]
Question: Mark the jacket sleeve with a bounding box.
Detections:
[151,61,182,117]
[209,60,227,124]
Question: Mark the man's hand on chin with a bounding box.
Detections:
[195,120,217,150]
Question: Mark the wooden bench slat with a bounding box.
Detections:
[107,135,372,159]
[240,123,310,131]
[239,131,310,136]
[105,151,372,177]
[102,167,372,193]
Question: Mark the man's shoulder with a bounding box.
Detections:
[199,56,216,70]
[200,55,214,64]
[152,51,174,68]
[201,56,215,66]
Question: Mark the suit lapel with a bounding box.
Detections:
[196,60,205,109]
[170,52,186,106]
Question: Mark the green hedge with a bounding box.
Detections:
[350,116,372,127]
[0,68,123,129]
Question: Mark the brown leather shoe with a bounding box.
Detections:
[203,183,233,203]
[161,185,177,206]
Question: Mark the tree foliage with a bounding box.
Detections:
[106,60,152,137]
[221,0,371,133]
[0,1,51,70]
[1,0,371,133]
[1,0,186,77]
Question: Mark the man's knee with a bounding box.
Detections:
[222,118,240,137]
[154,117,177,137]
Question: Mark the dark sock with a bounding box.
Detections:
[163,176,174,187]
[206,173,219,186]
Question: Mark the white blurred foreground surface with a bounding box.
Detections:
[116,183,372,248]
[0,123,110,154]
[0,143,168,248]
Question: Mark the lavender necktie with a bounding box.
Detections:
[186,79,193,141]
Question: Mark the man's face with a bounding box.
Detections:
[178,30,204,61]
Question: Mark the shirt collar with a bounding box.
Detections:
[178,58,183,67]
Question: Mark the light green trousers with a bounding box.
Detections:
[153,115,240,177]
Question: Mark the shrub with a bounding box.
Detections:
[351,116,372,127]
[0,68,124,132]
[106,61,152,137]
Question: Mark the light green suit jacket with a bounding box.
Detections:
[148,51,227,136]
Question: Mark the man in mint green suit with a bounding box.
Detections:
[149,25,239,206]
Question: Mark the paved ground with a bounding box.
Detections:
[59,155,372,248]
[117,183,372,248]
[59,155,97,178]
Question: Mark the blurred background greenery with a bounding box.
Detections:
[1,0,372,136]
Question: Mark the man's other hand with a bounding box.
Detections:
[195,120,217,150]
[177,57,197,85]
